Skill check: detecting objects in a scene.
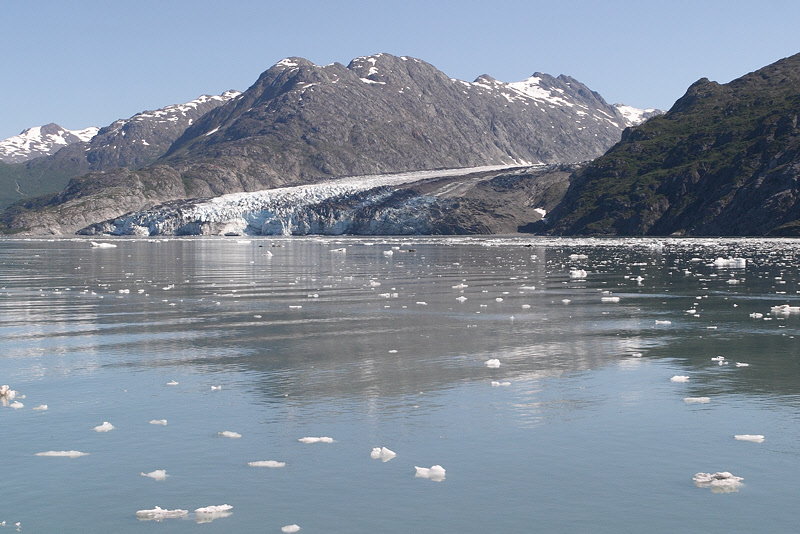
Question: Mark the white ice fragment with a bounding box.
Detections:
[734,434,765,443]
[569,269,587,279]
[485,359,501,368]
[456,296,468,302]
[771,304,800,315]
[195,504,232,514]
[298,436,334,443]
[416,301,428,305]
[693,472,744,493]
[36,450,89,457]
[736,362,750,367]
[282,525,301,533]
[383,250,393,256]
[289,305,302,309]
[149,419,167,425]
[684,397,711,403]
[711,356,725,362]
[248,460,286,468]
[562,299,571,304]
[135,506,189,521]
[140,469,168,480]
[670,375,690,383]
[415,465,446,481]
[330,247,346,253]
[655,320,671,325]
[211,385,222,390]
[166,380,178,386]
[33,404,48,410]
[495,297,504,302]
[9,401,23,409]
[370,447,397,462]
[452,283,468,289]
[0,385,16,398]
[713,257,746,269]
[491,381,511,387]
[521,304,531,309]
[749,313,763,319]
[218,431,242,438]
[569,254,588,260]
[90,242,117,248]
[93,421,114,432]
[601,296,620,303]
[685,309,697,314]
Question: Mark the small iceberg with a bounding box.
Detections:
[33,404,48,411]
[655,320,671,325]
[9,401,23,409]
[194,504,232,523]
[0,385,16,399]
[771,304,800,315]
[569,269,587,279]
[135,506,189,521]
[370,447,397,462]
[93,421,114,432]
[713,257,746,269]
[35,450,89,458]
[298,436,334,444]
[248,460,286,468]
[140,469,168,480]
[218,431,242,439]
[90,242,117,249]
[735,362,750,367]
[415,465,446,482]
[684,397,711,404]
[149,419,168,425]
[693,472,744,493]
[282,525,301,533]
[491,381,511,387]
[456,296,468,302]
[601,296,620,303]
[166,380,179,386]
[734,434,765,443]
[670,375,690,383]
[485,359,501,368]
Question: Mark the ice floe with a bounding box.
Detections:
[734,434,765,443]
[415,465,446,481]
[9,401,23,409]
[93,421,114,432]
[35,450,89,458]
[693,472,744,493]
[194,504,232,523]
[713,257,746,269]
[248,460,286,468]
[0,385,16,399]
[135,506,189,521]
[370,447,397,462]
[569,269,587,279]
[491,381,511,387]
[670,375,690,383]
[90,242,117,249]
[218,431,242,438]
[149,419,168,425]
[684,397,711,403]
[282,525,301,533]
[140,469,168,480]
[655,320,671,325]
[33,404,48,410]
[771,304,800,315]
[166,380,179,386]
[299,436,334,443]
[601,296,620,303]
[485,359,501,368]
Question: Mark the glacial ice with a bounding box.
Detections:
[684,397,711,403]
[218,431,242,438]
[35,450,89,458]
[713,257,746,269]
[734,434,765,443]
[149,419,168,425]
[93,421,114,432]
[415,465,446,481]
[281,525,301,533]
[485,359,501,368]
[135,506,189,521]
[693,472,744,493]
[299,436,334,443]
[248,460,286,468]
[140,470,168,480]
[670,376,690,383]
[370,447,397,462]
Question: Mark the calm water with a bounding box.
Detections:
[2,236,800,533]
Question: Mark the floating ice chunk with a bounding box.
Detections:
[90,242,117,248]
[248,460,286,468]
[369,280,381,287]
[150,419,167,425]
[135,506,189,521]
[415,465,446,481]
[736,362,750,367]
[601,296,620,303]
[94,421,114,432]
[749,313,763,319]
[456,296,468,302]
[562,299,571,304]
[485,359,501,368]
[491,381,511,387]
[521,304,531,309]
[416,301,428,305]
[569,269,587,279]
[194,504,232,523]
[289,305,302,309]
[684,397,711,403]
[211,385,221,390]
[685,309,697,314]
[0,385,16,398]
[452,283,468,289]
[495,297,503,302]
[734,434,765,443]
[140,469,168,480]
[569,254,588,260]
[281,525,301,533]
[726,279,740,285]
[693,472,743,493]
[36,450,89,457]
[711,356,725,362]
[166,380,178,386]
[383,250,393,256]
[670,375,690,383]
[9,401,23,409]
[655,320,671,325]
[713,257,746,269]
[771,304,800,315]
[330,248,346,253]
[298,436,334,443]
[370,447,397,462]
[33,404,48,410]
[218,431,241,438]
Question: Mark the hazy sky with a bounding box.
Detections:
[1,0,798,140]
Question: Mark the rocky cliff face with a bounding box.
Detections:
[547,53,800,236]
[1,53,637,235]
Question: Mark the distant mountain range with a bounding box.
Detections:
[0,124,99,164]
[0,53,656,235]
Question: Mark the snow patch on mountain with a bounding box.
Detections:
[613,104,663,127]
[0,124,99,163]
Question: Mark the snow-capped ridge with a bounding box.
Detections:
[0,123,100,163]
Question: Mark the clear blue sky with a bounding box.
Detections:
[1,0,799,140]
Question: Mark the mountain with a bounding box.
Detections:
[0,124,98,164]
[1,53,648,236]
[547,53,800,236]
[0,91,240,211]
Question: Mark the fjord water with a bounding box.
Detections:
[2,236,800,533]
